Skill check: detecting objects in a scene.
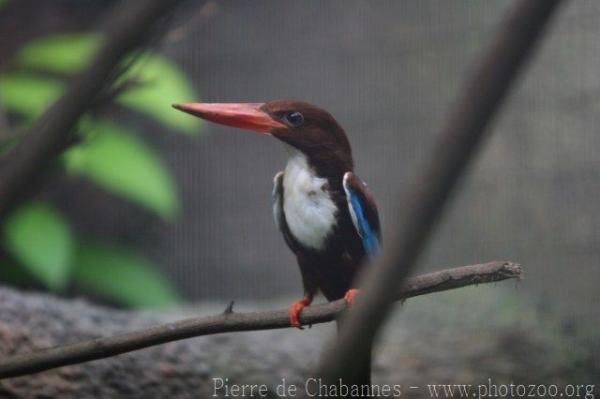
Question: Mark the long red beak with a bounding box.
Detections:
[172,102,285,133]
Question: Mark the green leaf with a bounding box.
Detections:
[15,33,101,73]
[14,33,200,134]
[72,241,179,308]
[2,201,74,291]
[0,0,7,8]
[0,34,96,125]
[117,53,201,134]
[62,119,179,220]
[0,72,64,123]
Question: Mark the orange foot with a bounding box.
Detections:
[288,296,312,329]
[344,288,360,306]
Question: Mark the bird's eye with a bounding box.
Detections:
[284,111,304,127]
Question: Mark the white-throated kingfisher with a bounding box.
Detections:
[172,101,381,329]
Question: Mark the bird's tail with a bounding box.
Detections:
[335,319,372,393]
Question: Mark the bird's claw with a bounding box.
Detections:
[288,297,311,329]
[343,288,360,306]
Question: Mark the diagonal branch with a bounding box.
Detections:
[314,0,564,388]
[0,0,183,220]
[0,261,521,379]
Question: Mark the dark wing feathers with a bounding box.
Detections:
[272,171,301,254]
[272,171,284,232]
[343,172,381,257]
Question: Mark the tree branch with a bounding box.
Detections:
[0,261,521,379]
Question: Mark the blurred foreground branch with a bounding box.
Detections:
[315,0,563,388]
[0,261,521,379]
[0,0,182,220]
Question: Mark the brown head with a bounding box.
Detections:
[173,100,354,176]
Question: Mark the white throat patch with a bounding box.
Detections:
[282,152,338,250]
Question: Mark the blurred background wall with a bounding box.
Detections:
[1,0,599,325]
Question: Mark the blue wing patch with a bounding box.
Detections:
[347,188,379,257]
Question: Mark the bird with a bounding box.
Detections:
[173,100,380,383]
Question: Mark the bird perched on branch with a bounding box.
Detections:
[173,100,380,383]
